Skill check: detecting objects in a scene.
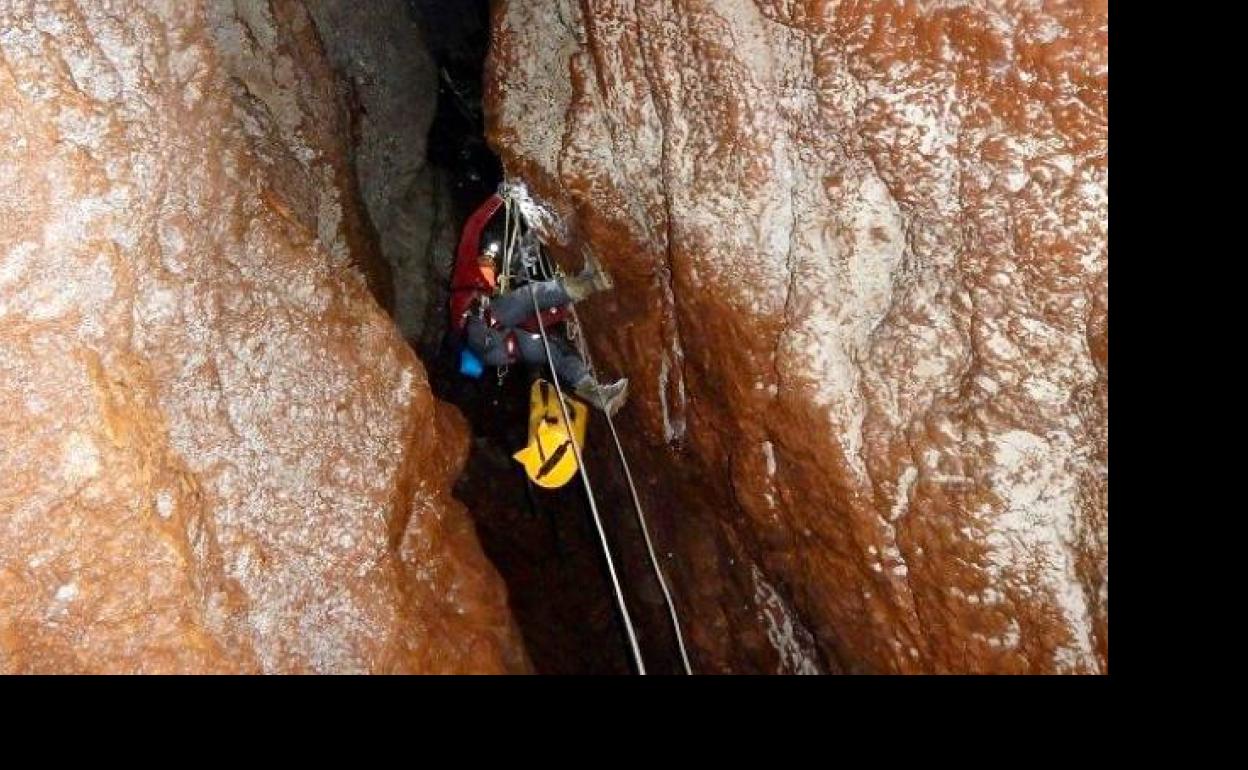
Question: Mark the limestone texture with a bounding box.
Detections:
[487,0,1108,673]
[0,0,529,674]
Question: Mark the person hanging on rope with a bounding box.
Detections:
[455,240,630,416]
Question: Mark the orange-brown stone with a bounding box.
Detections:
[0,0,529,674]
[487,0,1108,674]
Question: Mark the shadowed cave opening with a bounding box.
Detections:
[386,0,683,674]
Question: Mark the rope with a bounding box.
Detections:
[500,198,522,294]
[523,263,648,675]
[564,301,694,676]
[500,198,511,293]
[499,186,693,674]
[531,241,692,673]
[544,242,692,675]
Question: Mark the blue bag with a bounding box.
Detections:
[459,346,484,379]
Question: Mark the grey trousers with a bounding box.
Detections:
[464,279,589,387]
[489,280,571,326]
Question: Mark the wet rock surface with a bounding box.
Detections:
[0,0,528,673]
[488,0,1108,673]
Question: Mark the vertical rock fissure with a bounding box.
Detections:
[400,0,658,674]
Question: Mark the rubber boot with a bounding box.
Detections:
[564,252,613,301]
[573,376,629,416]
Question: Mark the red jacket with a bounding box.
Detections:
[449,194,570,336]
[449,194,504,334]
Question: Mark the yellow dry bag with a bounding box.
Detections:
[513,379,589,489]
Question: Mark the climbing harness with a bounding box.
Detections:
[450,192,569,349]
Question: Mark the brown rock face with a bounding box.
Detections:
[488,0,1107,673]
[0,0,528,673]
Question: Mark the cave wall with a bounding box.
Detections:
[0,0,529,673]
[300,0,453,354]
[487,0,1108,673]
